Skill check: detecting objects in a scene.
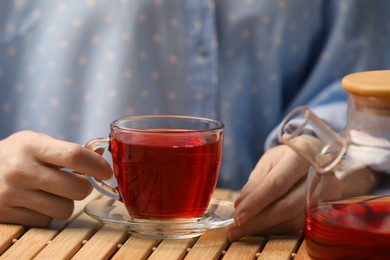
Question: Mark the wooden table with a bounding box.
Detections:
[0,189,310,259]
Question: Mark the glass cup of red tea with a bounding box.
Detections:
[86,115,224,223]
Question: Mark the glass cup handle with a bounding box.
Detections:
[84,137,120,200]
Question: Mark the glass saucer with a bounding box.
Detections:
[84,198,234,239]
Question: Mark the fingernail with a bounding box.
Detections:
[235,211,248,227]
[235,216,241,227]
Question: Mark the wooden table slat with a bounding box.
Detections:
[34,213,102,259]
[0,224,25,255]
[1,228,57,260]
[185,227,229,260]
[72,225,129,259]
[112,236,161,260]
[257,234,302,260]
[148,238,197,260]
[223,236,265,260]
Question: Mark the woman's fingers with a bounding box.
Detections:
[27,167,93,201]
[0,150,93,200]
[0,206,54,227]
[0,131,111,227]
[235,145,299,208]
[234,146,309,227]
[229,178,306,241]
[228,212,304,241]
[1,188,75,220]
[5,131,112,180]
[35,141,113,181]
[234,147,279,207]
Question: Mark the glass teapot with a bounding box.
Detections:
[278,70,390,259]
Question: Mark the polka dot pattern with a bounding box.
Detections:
[1,0,390,189]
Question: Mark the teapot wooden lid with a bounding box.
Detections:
[342,70,390,98]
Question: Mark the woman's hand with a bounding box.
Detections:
[228,143,312,241]
[0,131,112,227]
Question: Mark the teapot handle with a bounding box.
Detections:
[278,106,347,174]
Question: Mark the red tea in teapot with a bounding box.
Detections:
[305,197,390,259]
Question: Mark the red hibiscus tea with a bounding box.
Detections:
[305,197,390,259]
[108,116,224,220]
